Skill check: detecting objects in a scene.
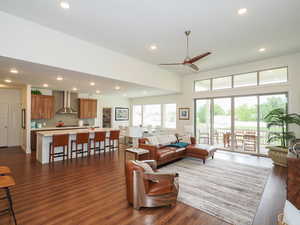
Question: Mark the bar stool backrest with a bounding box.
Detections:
[53,134,69,147]
[94,131,106,142]
[76,133,90,144]
[109,130,120,140]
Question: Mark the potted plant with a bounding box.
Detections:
[265,108,300,167]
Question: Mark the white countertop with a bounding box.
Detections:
[37,128,119,137]
[31,126,96,131]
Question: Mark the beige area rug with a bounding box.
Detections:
[159,158,271,225]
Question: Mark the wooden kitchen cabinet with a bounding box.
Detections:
[78,99,97,119]
[31,95,54,119]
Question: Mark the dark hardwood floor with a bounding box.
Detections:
[0,146,286,225]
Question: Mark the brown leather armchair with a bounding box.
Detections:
[125,160,179,210]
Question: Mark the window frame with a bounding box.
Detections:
[194,66,288,92]
[163,103,177,129]
[131,104,143,127]
[212,76,233,90]
[131,103,177,129]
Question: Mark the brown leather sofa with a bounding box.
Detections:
[125,160,179,210]
[139,135,217,166]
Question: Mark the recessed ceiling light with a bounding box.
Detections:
[56,76,63,81]
[10,68,19,74]
[238,8,247,15]
[43,84,49,87]
[4,79,12,83]
[96,90,101,94]
[0,84,6,88]
[60,1,70,9]
[259,48,266,52]
[90,82,95,86]
[72,87,78,91]
[115,85,121,90]
[149,44,158,51]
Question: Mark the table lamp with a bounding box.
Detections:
[128,127,143,149]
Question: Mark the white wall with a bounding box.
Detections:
[0,88,22,147]
[100,95,131,128]
[131,52,300,136]
[0,11,181,93]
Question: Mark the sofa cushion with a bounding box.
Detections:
[157,148,176,159]
[175,147,186,153]
[167,135,178,143]
[146,136,160,146]
[157,135,171,146]
[187,144,217,156]
[168,142,189,148]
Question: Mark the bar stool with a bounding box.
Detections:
[107,130,120,151]
[49,134,69,163]
[71,133,90,159]
[90,131,106,155]
[0,175,17,225]
[0,166,11,175]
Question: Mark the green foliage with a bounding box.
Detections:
[214,104,225,115]
[260,97,286,121]
[264,108,300,148]
[31,89,42,95]
[235,104,257,121]
[197,103,209,123]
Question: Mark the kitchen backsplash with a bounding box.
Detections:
[32,113,95,127]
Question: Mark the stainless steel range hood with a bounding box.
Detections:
[56,91,77,114]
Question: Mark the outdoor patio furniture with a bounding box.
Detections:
[243,134,257,152]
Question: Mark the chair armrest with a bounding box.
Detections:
[142,160,157,170]
[144,172,179,183]
[138,144,158,160]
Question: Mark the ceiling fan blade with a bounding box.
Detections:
[187,63,199,71]
[159,63,183,66]
[187,52,211,64]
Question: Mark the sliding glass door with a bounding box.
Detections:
[234,96,258,153]
[213,98,231,148]
[195,93,288,156]
[195,99,211,144]
[259,94,287,155]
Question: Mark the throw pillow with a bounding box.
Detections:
[283,200,300,225]
[168,142,189,148]
[134,160,154,173]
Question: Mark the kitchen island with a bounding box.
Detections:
[36,128,118,164]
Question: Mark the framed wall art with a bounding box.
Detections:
[179,108,190,120]
[115,107,129,121]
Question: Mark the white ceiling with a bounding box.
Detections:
[0,0,300,75]
[0,56,173,98]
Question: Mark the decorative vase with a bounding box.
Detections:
[266,146,288,167]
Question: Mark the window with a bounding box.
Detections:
[195,79,211,92]
[194,67,288,92]
[234,72,257,88]
[143,104,161,127]
[132,105,142,126]
[259,67,288,85]
[212,76,232,90]
[163,104,176,128]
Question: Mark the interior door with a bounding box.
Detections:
[0,103,9,147]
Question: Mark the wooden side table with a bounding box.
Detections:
[125,148,149,161]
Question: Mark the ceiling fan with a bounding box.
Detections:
[159,30,211,72]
